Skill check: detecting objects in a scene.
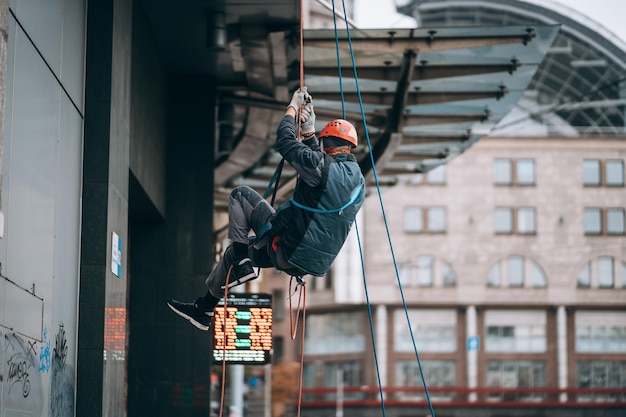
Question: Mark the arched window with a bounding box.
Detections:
[486,256,547,288]
[577,256,626,288]
[399,256,457,287]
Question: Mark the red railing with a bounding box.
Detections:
[298,386,626,408]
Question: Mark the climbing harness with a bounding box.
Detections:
[290,182,364,215]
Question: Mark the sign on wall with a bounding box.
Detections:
[212,293,272,365]
[111,232,122,277]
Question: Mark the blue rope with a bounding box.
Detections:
[333,1,388,416]
[331,0,346,120]
[337,2,437,416]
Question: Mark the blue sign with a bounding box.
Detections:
[467,336,479,351]
[111,232,122,277]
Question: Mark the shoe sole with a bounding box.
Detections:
[167,302,211,331]
[222,272,258,289]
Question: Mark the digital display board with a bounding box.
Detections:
[212,293,272,365]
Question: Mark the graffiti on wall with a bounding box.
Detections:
[39,327,51,373]
[50,323,75,417]
[3,330,43,415]
[1,323,76,417]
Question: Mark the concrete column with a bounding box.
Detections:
[557,306,568,402]
[466,305,478,402]
[78,0,132,415]
[375,304,388,390]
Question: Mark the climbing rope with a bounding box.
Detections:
[333,0,438,416]
[218,265,233,417]
[288,276,307,417]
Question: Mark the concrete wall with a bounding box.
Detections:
[0,1,85,416]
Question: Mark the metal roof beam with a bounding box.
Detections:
[304,31,535,54]
[400,135,470,145]
[403,112,490,126]
[313,87,507,105]
[304,60,521,80]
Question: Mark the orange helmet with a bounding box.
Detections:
[318,119,358,148]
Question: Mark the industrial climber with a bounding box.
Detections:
[167,87,366,330]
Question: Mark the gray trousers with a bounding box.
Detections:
[206,186,275,297]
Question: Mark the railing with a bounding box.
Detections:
[299,386,626,408]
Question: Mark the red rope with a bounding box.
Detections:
[288,276,307,417]
[218,265,233,417]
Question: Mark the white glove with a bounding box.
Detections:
[288,87,311,112]
[300,103,316,136]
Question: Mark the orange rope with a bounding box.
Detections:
[299,0,304,90]
[288,276,307,417]
[291,6,308,415]
[218,265,233,417]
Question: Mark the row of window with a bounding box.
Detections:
[304,310,626,356]
[404,206,626,235]
[409,158,625,187]
[496,158,625,187]
[302,359,626,402]
[397,255,625,289]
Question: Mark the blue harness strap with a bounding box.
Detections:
[289,183,363,215]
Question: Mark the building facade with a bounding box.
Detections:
[263,1,626,417]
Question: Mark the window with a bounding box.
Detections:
[495,208,513,233]
[495,207,536,234]
[428,207,447,232]
[272,336,284,364]
[607,208,625,234]
[575,311,626,353]
[486,361,546,401]
[441,261,456,287]
[598,256,614,288]
[417,255,434,286]
[273,289,284,321]
[583,160,601,185]
[487,262,502,287]
[584,208,625,235]
[516,159,535,185]
[395,360,455,400]
[324,361,364,400]
[517,208,536,234]
[494,158,535,185]
[606,160,625,186]
[507,256,524,287]
[577,361,626,402]
[576,257,626,289]
[305,312,365,354]
[494,159,512,185]
[394,309,457,352]
[486,256,547,288]
[404,206,447,233]
[584,208,602,234]
[484,310,547,353]
[577,262,591,287]
[404,207,423,232]
[399,256,457,287]
[583,159,625,186]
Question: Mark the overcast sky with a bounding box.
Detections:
[354,0,626,44]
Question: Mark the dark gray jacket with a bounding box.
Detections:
[271,115,365,276]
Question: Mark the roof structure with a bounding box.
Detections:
[214,24,558,217]
[398,0,626,137]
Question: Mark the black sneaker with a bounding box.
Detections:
[167,299,213,331]
[222,258,257,289]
